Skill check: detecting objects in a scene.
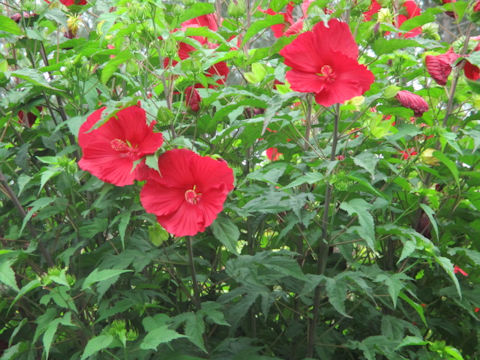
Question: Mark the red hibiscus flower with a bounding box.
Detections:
[140,149,234,237]
[475,1,480,12]
[258,2,300,38]
[396,1,422,38]
[425,48,459,85]
[182,13,219,32]
[363,0,381,21]
[400,148,418,160]
[78,105,164,186]
[464,43,480,81]
[453,265,468,276]
[395,90,429,117]
[185,86,201,112]
[266,147,282,161]
[280,19,375,107]
[170,15,229,87]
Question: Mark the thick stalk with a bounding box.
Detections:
[307,104,340,357]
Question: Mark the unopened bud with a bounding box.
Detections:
[67,15,81,37]
[377,8,393,24]
[420,148,440,166]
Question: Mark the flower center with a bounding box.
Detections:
[184,186,202,205]
[318,65,336,83]
[110,139,138,158]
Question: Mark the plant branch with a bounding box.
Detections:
[0,170,54,267]
[307,103,340,357]
[187,236,202,310]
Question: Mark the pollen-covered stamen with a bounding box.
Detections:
[318,65,336,83]
[185,186,202,205]
[110,139,139,158]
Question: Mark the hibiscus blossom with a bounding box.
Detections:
[266,147,282,161]
[396,1,422,38]
[258,2,300,38]
[363,0,381,21]
[78,105,164,186]
[464,43,480,81]
[395,90,429,117]
[425,48,459,85]
[140,149,234,237]
[280,19,375,107]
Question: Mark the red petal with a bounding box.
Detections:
[363,0,381,22]
[464,61,480,80]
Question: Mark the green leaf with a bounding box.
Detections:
[39,168,61,194]
[11,69,62,91]
[375,273,410,308]
[0,15,23,35]
[284,172,323,189]
[117,211,131,250]
[242,15,284,46]
[398,292,427,327]
[148,222,169,247]
[177,3,215,25]
[419,203,439,241]
[466,51,480,67]
[101,51,131,84]
[0,260,19,291]
[19,197,55,235]
[399,8,440,32]
[435,256,461,299]
[372,38,420,55]
[81,334,114,360]
[326,277,351,318]
[395,336,428,350]
[184,313,207,352]
[339,199,375,250]
[140,326,185,350]
[81,269,132,290]
[433,151,459,187]
[353,151,379,179]
[211,214,240,255]
[43,321,59,359]
[9,279,42,312]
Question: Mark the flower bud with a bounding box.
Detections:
[420,148,440,166]
[228,0,246,17]
[377,8,393,24]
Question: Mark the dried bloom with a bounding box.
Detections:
[425,48,459,85]
[395,90,429,117]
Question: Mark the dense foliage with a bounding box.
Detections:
[1,0,480,359]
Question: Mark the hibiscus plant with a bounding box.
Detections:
[0,0,479,359]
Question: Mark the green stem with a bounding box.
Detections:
[307,104,340,357]
[187,236,201,310]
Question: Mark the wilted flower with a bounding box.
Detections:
[425,48,459,85]
[395,90,429,117]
